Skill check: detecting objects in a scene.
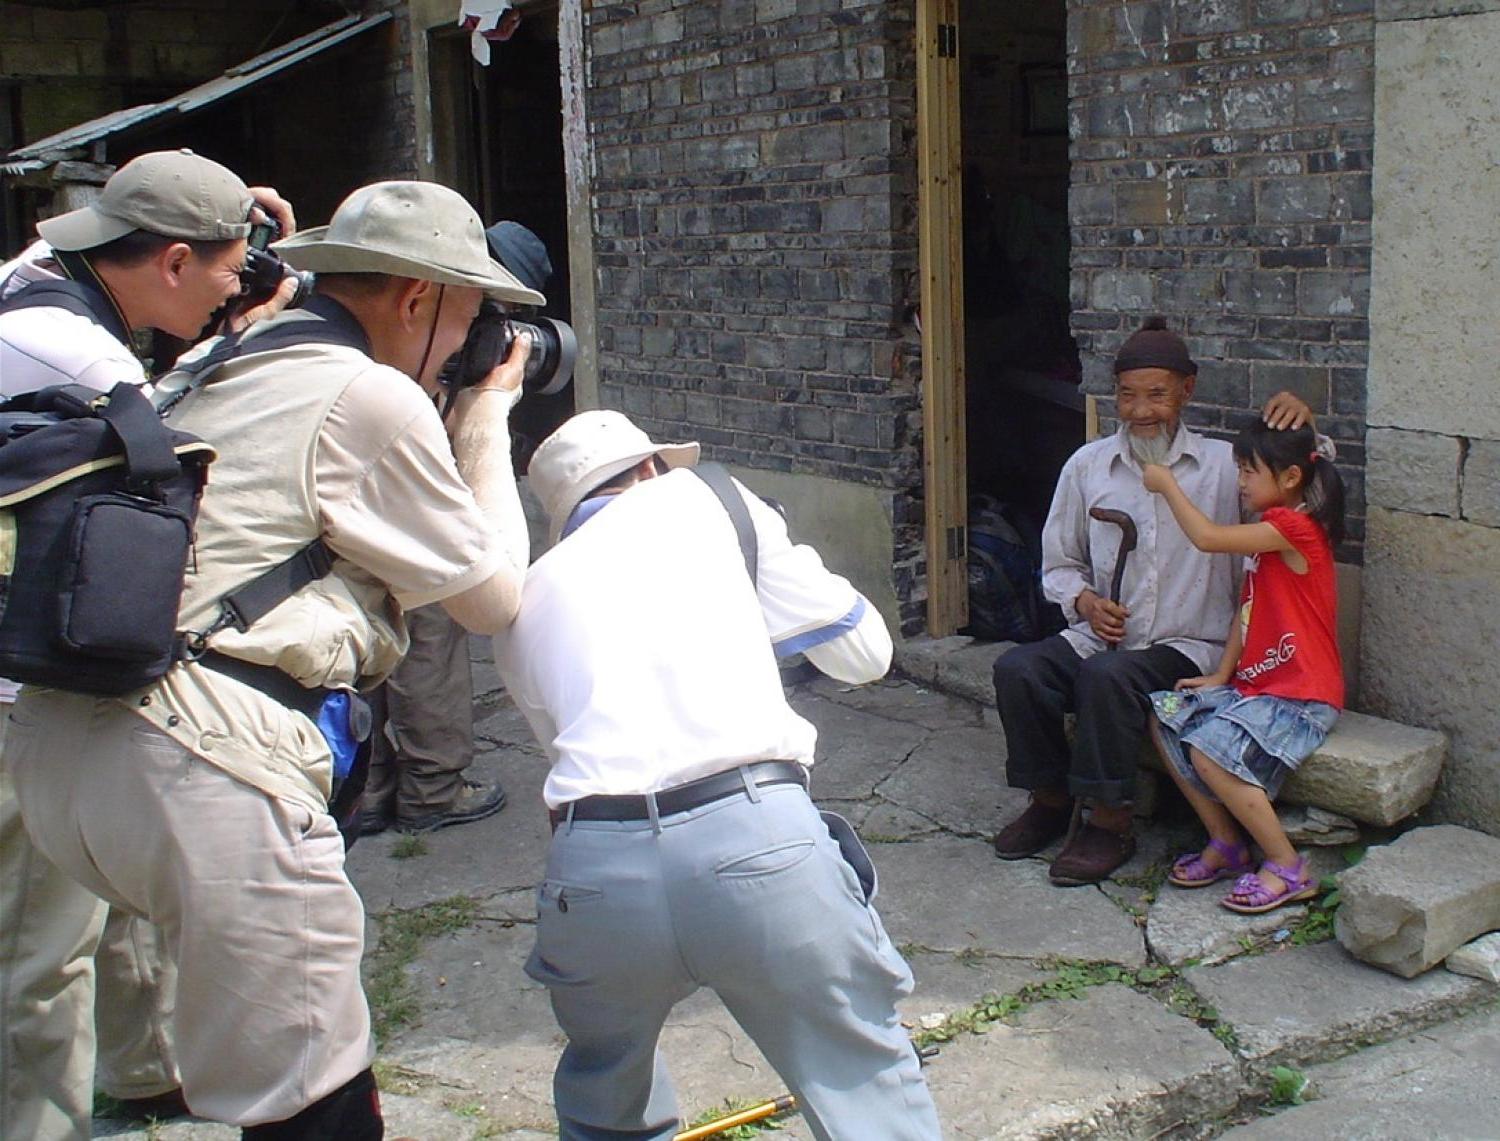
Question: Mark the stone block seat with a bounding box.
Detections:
[895,635,1448,827]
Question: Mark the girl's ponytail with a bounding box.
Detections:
[1302,449,1346,547]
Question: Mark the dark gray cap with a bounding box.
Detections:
[484,221,553,294]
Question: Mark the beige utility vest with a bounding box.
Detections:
[136,339,409,810]
[169,339,407,686]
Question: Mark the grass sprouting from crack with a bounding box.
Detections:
[389,833,430,860]
[913,958,1178,1047]
[365,895,481,1042]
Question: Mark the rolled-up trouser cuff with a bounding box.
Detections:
[1067,774,1136,807]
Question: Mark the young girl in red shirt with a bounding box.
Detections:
[1142,420,1346,913]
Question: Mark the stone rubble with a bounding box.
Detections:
[1336,824,1500,978]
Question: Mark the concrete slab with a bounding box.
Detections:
[874,724,1021,837]
[894,634,1010,709]
[1147,884,1311,968]
[872,835,1147,966]
[350,753,552,914]
[1218,1004,1500,1138]
[789,690,931,801]
[1183,940,1494,1065]
[902,951,1053,1025]
[804,674,992,733]
[929,985,1240,1139]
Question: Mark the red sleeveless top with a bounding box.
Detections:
[1233,507,1343,709]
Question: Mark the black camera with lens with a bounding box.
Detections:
[446,300,577,397]
[239,218,315,309]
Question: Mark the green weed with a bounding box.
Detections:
[685,1097,790,1137]
[364,895,480,1041]
[390,833,429,860]
[1267,1064,1310,1106]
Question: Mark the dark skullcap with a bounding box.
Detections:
[484,221,553,293]
[1113,315,1197,376]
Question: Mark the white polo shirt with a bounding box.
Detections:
[494,468,893,808]
[0,240,144,397]
[0,241,148,704]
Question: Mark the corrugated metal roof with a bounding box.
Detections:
[3,12,393,175]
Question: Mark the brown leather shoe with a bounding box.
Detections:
[993,798,1075,859]
[1049,821,1136,886]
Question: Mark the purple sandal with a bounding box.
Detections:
[1221,855,1319,914]
[1168,837,1253,889]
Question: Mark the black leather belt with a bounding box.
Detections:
[551,760,808,828]
[197,650,329,722]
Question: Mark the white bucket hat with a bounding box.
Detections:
[529,410,699,543]
[275,181,544,306]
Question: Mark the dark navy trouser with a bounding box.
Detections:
[993,635,1197,805]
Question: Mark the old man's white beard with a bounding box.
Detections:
[1128,421,1181,468]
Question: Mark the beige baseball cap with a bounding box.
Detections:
[275,181,544,306]
[37,149,254,252]
[529,410,700,543]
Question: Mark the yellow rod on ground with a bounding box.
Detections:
[673,1094,797,1140]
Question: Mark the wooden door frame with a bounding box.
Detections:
[916,0,968,635]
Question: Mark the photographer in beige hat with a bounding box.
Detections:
[5,179,538,1138]
[0,149,298,1140]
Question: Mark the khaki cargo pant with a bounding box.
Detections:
[3,689,374,1128]
[1,709,179,1141]
[366,601,475,820]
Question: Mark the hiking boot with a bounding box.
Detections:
[992,798,1074,860]
[1048,821,1136,886]
[113,1088,191,1123]
[358,803,395,837]
[396,778,507,833]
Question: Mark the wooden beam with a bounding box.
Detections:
[915,0,968,636]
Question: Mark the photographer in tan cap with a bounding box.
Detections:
[4,179,539,1138]
[0,149,297,1140]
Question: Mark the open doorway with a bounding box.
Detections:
[429,5,572,468]
[956,0,1082,641]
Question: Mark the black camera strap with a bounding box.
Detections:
[692,462,758,588]
[155,296,373,415]
[0,274,132,350]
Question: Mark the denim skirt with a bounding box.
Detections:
[1149,685,1339,801]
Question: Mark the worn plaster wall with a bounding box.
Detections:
[1363,1,1500,832]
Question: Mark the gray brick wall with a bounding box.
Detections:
[584,0,926,627]
[1068,0,1373,557]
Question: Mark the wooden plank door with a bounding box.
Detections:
[916,0,968,635]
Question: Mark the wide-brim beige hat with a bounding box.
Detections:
[275,181,544,306]
[38,149,253,252]
[530,410,700,544]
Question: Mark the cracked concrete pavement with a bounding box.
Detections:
[95,647,1500,1138]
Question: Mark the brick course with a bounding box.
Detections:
[1068,0,1373,559]
[584,0,924,625]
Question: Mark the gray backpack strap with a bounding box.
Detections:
[692,462,757,588]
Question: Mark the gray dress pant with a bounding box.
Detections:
[526,780,941,1141]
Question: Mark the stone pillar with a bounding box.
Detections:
[1364,0,1500,831]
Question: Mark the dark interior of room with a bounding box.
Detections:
[958,0,1082,640]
